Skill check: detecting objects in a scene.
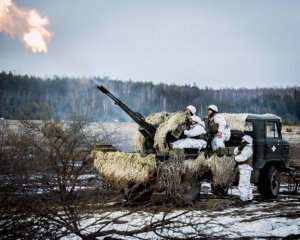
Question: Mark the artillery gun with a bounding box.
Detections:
[94,85,300,203]
[97,85,186,154]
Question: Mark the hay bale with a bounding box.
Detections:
[204,154,237,186]
[154,112,187,153]
[133,132,147,153]
[181,153,209,180]
[157,158,183,195]
[156,152,237,194]
[180,153,236,186]
[222,113,248,131]
[145,111,170,126]
[222,113,280,131]
[93,151,156,190]
[133,112,169,153]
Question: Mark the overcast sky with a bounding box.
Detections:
[1,0,300,88]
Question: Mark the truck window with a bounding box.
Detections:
[266,121,279,138]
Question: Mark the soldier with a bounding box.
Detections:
[234,135,254,202]
[172,116,207,150]
[207,105,231,151]
[186,105,196,116]
[184,105,197,131]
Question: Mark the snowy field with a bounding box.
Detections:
[63,184,300,239]
[2,120,300,239]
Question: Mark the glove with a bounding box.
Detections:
[181,124,187,131]
[238,142,247,151]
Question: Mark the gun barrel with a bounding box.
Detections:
[97,85,109,94]
[96,85,156,140]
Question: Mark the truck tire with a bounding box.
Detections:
[259,165,280,199]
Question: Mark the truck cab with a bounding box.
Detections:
[243,115,290,198]
[245,115,289,169]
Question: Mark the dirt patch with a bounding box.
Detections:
[290,144,300,168]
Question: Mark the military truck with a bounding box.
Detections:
[95,85,299,200]
[240,114,290,198]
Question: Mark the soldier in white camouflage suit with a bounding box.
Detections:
[234,135,254,202]
[207,105,231,151]
[172,116,207,150]
[186,105,196,116]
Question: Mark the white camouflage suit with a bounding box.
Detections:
[210,113,231,151]
[234,144,253,201]
[172,121,207,150]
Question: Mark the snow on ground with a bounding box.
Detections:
[3,121,299,239]
[64,204,300,239]
[63,184,300,239]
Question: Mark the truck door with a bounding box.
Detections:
[265,121,282,161]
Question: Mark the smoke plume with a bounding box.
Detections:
[0,0,52,53]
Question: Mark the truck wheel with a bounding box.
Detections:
[211,184,229,196]
[259,165,280,199]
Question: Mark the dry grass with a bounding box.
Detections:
[222,113,280,131]
[153,112,187,153]
[204,154,237,186]
[93,151,156,190]
[93,150,237,194]
[133,112,169,153]
[157,153,237,194]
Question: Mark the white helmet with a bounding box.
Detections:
[190,115,202,124]
[242,135,253,144]
[208,104,218,113]
[186,105,196,115]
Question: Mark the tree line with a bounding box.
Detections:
[0,71,299,123]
